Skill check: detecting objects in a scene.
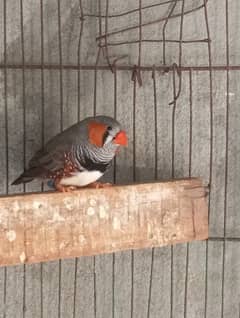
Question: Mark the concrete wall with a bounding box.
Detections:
[0,0,240,317]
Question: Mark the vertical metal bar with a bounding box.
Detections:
[74,2,84,311]
[169,0,184,106]
[40,0,45,316]
[162,0,178,65]
[203,0,213,224]
[188,69,192,179]
[147,67,157,318]
[137,0,142,85]
[57,0,63,131]
[3,0,8,194]
[94,0,103,116]
[20,0,26,316]
[147,248,154,318]
[77,0,84,121]
[184,68,193,318]
[113,69,117,184]
[178,0,184,68]
[58,248,62,314]
[203,1,213,317]
[98,0,103,48]
[20,0,26,179]
[93,256,97,318]
[112,68,117,318]
[183,244,189,318]
[57,0,64,316]
[132,72,137,183]
[153,68,158,182]
[94,48,101,116]
[171,68,176,179]
[73,258,78,318]
[112,252,115,318]
[104,0,112,70]
[131,73,137,318]
[92,3,104,316]
[221,0,230,317]
[131,249,134,318]
[170,67,177,318]
[3,0,8,316]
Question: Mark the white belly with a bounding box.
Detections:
[60,170,103,187]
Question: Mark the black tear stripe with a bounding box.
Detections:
[102,130,109,145]
[81,157,111,173]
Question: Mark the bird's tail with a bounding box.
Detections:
[11,174,34,185]
[11,167,45,185]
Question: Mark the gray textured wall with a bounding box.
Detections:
[0,0,240,317]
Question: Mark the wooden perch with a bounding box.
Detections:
[0,178,208,267]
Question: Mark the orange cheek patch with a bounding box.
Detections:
[88,121,107,147]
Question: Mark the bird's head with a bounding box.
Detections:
[87,116,128,149]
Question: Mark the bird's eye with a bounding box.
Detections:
[107,126,112,131]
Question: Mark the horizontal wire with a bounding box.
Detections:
[0,64,239,71]
[208,237,240,242]
[98,38,210,47]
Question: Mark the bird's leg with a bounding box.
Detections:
[88,181,112,189]
[54,178,78,193]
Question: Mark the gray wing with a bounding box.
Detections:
[12,120,89,185]
[29,121,88,171]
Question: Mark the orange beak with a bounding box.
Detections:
[113,130,128,146]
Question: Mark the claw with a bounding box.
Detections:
[88,182,112,189]
[54,179,78,193]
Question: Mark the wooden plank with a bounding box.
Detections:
[206,241,223,318]
[4,265,24,318]
[74,256,95,318]
[209,72,227,237]
[113,251,132,318]
[25,263,42,318]
[0,70,7,195]
[226,71,240,236]
[223,242,240,318]
[95,254,113,318]
[148,246,171,317]
[25,70,43,194]
[185,241,206,318]
[0,179,208,267]
[132,249,152,318]
[59,259,76,318]
[229,0,240,66]
[0,267,5,318]
[172,244,188,318]
[135,71,155,182]
[155,70,173,180]
[42,261,59,318]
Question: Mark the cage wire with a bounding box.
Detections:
[0,0,239,317]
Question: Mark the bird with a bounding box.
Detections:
[12,115,128,192]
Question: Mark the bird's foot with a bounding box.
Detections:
[54,179,78,193]
[88,181,112,189]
